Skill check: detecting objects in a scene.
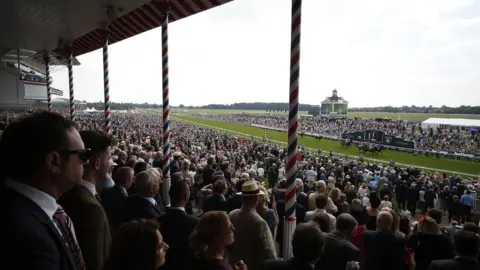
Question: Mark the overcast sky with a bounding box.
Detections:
[52,0,480,108]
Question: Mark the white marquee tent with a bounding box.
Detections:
[421,118,480,129]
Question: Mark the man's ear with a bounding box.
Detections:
[94,159,101,170]
[45,152,62,174]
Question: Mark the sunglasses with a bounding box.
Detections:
[61,149,91,163]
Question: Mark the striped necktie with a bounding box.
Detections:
[54,205,86,270]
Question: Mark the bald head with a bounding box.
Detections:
[316,180,326,192]
[377,211,393,229]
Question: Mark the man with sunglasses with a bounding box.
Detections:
[59,130,113,270]
[0,111,87,270]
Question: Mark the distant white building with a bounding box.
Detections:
[320,89,348,118]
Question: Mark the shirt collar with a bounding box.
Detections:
[4,179,58,220]
[81,180,97,197]
[141,196,157,206]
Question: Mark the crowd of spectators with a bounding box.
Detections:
[188,113,479,154]
[1,109,480,270]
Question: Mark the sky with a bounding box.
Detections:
[52,0,480,108]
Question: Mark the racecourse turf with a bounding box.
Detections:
[167,114,479,175]
[172,109,480,122]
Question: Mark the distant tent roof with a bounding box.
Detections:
[421,118,480,128]
[84,107,97,112]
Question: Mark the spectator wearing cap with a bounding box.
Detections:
[59,129,113,270]
[228,180,277,270]
[0,112,86,270]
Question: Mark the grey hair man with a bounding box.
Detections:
[121,171,164,222]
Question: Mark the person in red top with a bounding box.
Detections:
[349,201,368,261]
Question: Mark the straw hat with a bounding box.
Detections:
[237,180,265,196]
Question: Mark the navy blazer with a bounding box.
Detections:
[0,185,77,270]
[158,208,199,270]
[122,195,165,223]
[100,185,128,230]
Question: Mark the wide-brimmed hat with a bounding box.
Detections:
[237,180,265,196]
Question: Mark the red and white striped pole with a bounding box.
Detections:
[284,0,302,259]
[103,28,111,133]
[161,5,172,207]
[68,48,75,120]
[44,55,52,111]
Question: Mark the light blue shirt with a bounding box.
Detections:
[460,194,474,208]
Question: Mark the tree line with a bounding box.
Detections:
[82,101,480,115]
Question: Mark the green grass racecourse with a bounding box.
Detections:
[166,113,479,175]
[172,108,480,122]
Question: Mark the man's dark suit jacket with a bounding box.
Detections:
[100,185,128,230]
[264,257,314,270]
[0,185,77,270]
[122,195,165,222]
[226,194,242,213]
[315,231,362,270]
[428,257,480,270]
[276,199,306,257]
[58,185,112,270]
[203,165,214,186]
[363,229,406,270]
[158,208,199,270]
[297,192,309,210]
[154,193,167,214]
[203,193,227,213]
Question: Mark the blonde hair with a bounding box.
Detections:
[258,185,269,207]
[351,198,362,205]
[328,188,341,202]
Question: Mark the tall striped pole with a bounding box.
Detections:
[68,48,75,121]
[44,55,52,111]
[103,29,111,133]
[283,0,302,259]
[161,7,172,207]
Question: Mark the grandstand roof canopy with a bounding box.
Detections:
[422,118,480,128]
[0,0,233,61]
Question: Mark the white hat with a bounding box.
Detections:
[173,151,182,157]
[237,180,265,196]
